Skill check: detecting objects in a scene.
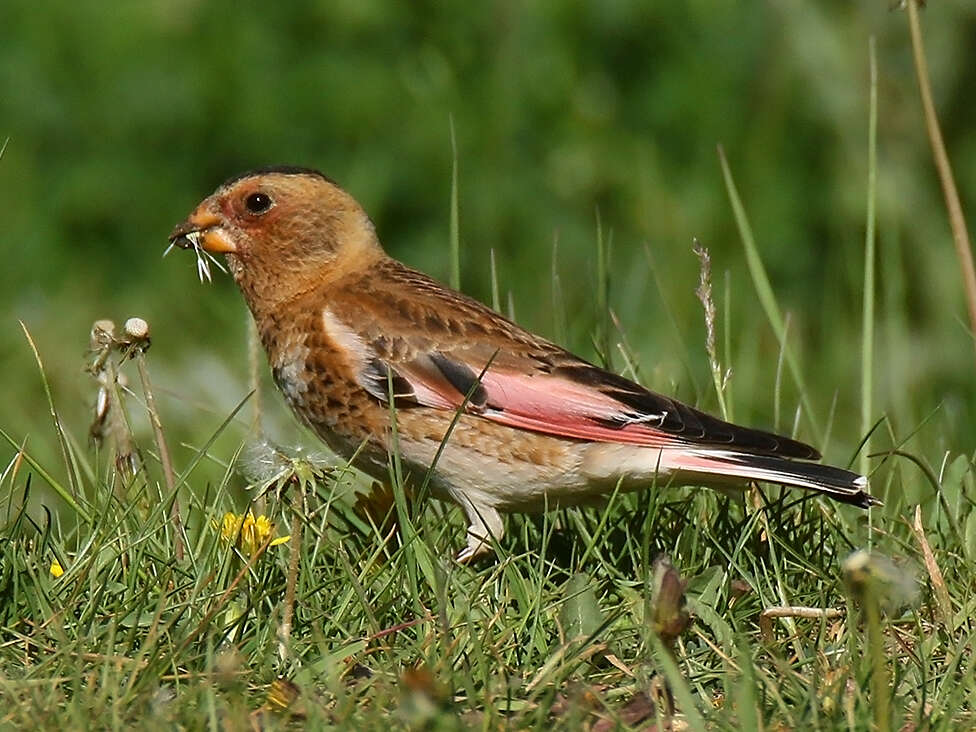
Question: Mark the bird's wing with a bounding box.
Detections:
[326,262,819,460]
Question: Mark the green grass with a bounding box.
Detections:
[2,371,974,729]
[3,158,976,729]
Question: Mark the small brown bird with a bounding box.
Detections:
[170,166,877,561]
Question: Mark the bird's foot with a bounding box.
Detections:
[455,542,489,564]
[454,501,503,564]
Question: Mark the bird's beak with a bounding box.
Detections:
[168,207,237,254]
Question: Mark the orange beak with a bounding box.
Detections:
[168,207,237,254]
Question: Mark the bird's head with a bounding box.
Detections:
[169,166,384,310]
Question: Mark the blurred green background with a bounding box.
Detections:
[3,1,975,501]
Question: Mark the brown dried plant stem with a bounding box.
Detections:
[907,0,976,356]
[103,358,139,484]
[134,351,185,562]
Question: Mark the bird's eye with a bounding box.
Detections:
[244,192,273,215]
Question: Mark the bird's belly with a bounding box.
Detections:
[393,410,622,513]
[410,432,700,513]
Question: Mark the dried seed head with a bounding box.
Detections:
[90,319,116,350]
[692,238,717,367]
[87,319,119,375]
[842,550,919,610]
[124,317,150,342]
[650,554,690,642]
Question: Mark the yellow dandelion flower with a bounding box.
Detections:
[214,512,290,556]
[50,559,64,578]
[265,678,301,713]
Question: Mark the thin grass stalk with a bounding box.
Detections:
[174,533,274,658]
[449,115,461,291]
[595,209,611,365]
[861,37,878,480]
[865,589,890,732]
[734,638,760,730]
[489,248,501,312]
[0,433,89,525]
[717,147,821,444]
[693,239,728,420]
[103,357,139,481]
[650,633,705,730]
[134,351,184,562]
[247,314,265,514]
[773,314,790,433]
[723,270,734,422]
[20,322,83,508]
[906,0,976,359]
[551,235,567,345]
[384,370,431,610]
[247,313,263,436]
[641,242,698,393]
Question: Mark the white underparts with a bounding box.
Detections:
[322,307,369,367]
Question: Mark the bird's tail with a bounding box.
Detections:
[662,449,879,508]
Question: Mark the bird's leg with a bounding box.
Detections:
[454,497,504,563]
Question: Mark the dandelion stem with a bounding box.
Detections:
[279,498,303,665]
[135,350,184,562]
[177,533,274,658]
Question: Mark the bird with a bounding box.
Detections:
[169,165,877,561]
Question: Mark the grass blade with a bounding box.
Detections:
[717,147,821,444]
[20,322,81,501]
[0,427,91,523]
[861,37,878,478]
[448,114,461,291]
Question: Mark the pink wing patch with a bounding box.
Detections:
[476,370,680,447]
[384,353,680,447]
